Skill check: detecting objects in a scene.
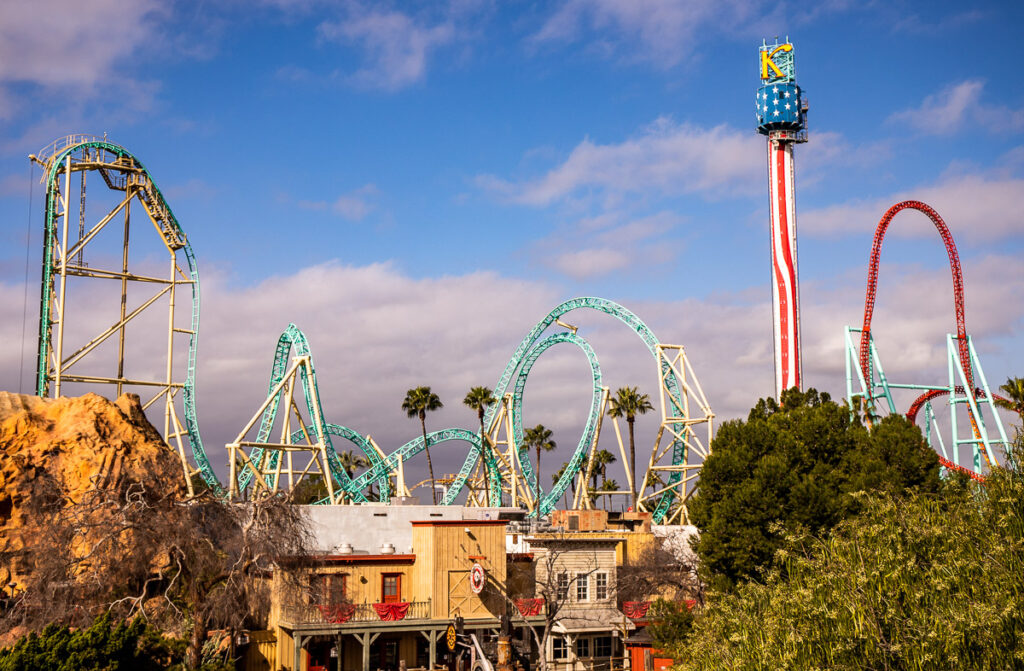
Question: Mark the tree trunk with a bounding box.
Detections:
[421,413,436,504]
[536,445,541,516]
[480,411,491,506]
[188,588,206,670]
[628,416,637,511]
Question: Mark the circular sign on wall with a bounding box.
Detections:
[470,563,486,594]
[445,623,457,651]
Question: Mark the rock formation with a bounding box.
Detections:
[0,391,187,588]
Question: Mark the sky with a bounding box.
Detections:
[1,1,1022,501]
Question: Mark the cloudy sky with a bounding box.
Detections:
[1,1,1021,498]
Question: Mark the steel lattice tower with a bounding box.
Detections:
[756,39,808,396]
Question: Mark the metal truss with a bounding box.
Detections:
[30,135,215,494]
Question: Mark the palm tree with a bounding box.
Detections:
[588,448,616,493]
[464,386,497,505]
[523,424,557,515]
[402,386,443,504]
[995,376,1024,425]
[338,449,369,478]
[552,461,572,508]
[597,479,620,511]
[608,386,654,510]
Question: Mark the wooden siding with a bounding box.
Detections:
[411,521,507,620]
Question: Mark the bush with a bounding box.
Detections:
[0,612,185,671]
[689,388,940,589]
[670,463,1024,670]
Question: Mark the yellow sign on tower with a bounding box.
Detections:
[761,43,793,80]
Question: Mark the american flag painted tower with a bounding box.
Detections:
[757,39,808,397]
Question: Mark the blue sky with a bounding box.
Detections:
[1,1,1022,491]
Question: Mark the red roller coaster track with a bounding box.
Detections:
[858,200,974,393]
[858,200,997,471]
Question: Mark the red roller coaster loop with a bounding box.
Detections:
[859,200,974,399]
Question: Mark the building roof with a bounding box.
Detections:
[301,504,514,554]
[552,605,633,633]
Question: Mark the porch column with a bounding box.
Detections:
[354,631,380,671]
[293,633,306,671]
[420,629,440,669]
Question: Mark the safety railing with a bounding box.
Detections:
[279,600,432,627]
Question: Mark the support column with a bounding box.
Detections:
[294,633,305,671]
[354,631,380,671]
[420,629,440,669]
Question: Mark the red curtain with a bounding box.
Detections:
[316,603,356,623]
[514,598,545,617]
[373,602,410,621]
[623,601,651,619]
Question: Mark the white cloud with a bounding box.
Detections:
[531,0,759,67]
[0,1,163,89]
[889,79,1024,135]
[319,9,455,91]
[538,210,682,279]
[297,185,379,221]
[801,173,1024,243]
[4,255,1020,492]
[478,118,763,206]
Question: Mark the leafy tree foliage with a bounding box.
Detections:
[464,386,498,503]
[996,376,1024,424]
[401,386,443,503]
[690,388,940,589]
[608,386,654,509]
[0,612,184,671]
[670,461,1024,670]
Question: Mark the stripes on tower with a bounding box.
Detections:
[756,38,808,397]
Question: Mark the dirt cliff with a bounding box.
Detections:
[0,391,188,587]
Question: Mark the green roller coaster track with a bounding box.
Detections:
[36,138,698,522]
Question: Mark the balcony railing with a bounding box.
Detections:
[280,600,432,627]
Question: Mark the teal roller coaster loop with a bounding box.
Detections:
[236,325,369,502]
[35,140,698,522]
[35,139,219,489]
[305,298,690,522]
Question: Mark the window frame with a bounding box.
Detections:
[381,573,402,603]
[575,636,591,659]
[595,571,608,600]
[593,636,613,658]
[552,637,568,660]
[310,572,347,605]
[576,572,589,602]
[556,572,570,601]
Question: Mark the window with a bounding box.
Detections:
[593,636,613,658]
[575,637,590,659]
[552,637,568,660]
[310,573,346,605]
[381,574,402,603]
[576,572,589,601]
[556,572,569,600]
[595,572,608,600]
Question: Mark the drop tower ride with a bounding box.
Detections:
[757,39,808,396]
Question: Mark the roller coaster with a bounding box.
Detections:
[844,201,1011,477]
[30,136,713,523]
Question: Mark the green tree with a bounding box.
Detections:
[669,461,1024,671]
[996,376,1024,424]
[402,386,443,504]
[608,386,654,510]
[586,449,616,509]
[552,461,573,508]
[690,387,941,590]
[464,386,498,505]
[0,612,185,671]
[523,424,557,515]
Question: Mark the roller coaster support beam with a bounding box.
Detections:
[32,135,211,494]
[227,355,337,502]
